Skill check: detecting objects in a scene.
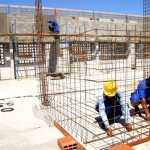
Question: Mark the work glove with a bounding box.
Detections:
[125,123,132,132]
[106,128,113,137]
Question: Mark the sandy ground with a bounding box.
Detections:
[0,78,150,150]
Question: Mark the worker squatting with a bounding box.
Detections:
[95,78,150,136]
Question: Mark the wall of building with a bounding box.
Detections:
[0,5,143,80]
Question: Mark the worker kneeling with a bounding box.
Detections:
[95,79,132,137]
[48,20,59,33]
[130,77,150,120]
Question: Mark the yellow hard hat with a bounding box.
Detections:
[103,79,118,96]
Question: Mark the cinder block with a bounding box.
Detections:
[57,136,78,150]
[107,144,133,150]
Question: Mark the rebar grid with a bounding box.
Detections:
[40,25,150,150]
[29,0,150,149]
[1,30,147,149]
[143,0,150,78]
[1,2,149,149]
[35,0,49,106]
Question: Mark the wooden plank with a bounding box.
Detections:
[127,136,150,147]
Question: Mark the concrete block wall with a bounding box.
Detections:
[10,13,35,34]
[0,12,142,41]
[0,9,143,80]
[0,13,8,33]
[57,15,142,35]
[0,13,9,42]
[43,14,55,33]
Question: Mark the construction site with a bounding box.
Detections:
[0,0,150,150]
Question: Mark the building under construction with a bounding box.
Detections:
[0,0,150,149]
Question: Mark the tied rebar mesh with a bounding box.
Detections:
[35,0,49,106]
[34,1,150,149]
[143,0,150,78]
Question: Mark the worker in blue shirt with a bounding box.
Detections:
[48,20,59,33]
[95,79,132,136]
[130,77,150,121]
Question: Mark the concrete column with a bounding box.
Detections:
[9,39,15,79]
[55,36,60,72]
[48,36,60,73]
[48,43,57,73]
[130,43,136,69]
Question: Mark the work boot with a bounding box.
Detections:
[134,107,141,117]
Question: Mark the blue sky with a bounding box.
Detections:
[2,0,143,15]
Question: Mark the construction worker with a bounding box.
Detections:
[95,79,132,137]
[130,77,150,121]
[48,20,59,33]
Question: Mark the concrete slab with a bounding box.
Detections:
[0,78,38,99]
[0,78,150,150]
[0,78,64,150]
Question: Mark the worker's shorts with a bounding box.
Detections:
[130,92,150,104]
